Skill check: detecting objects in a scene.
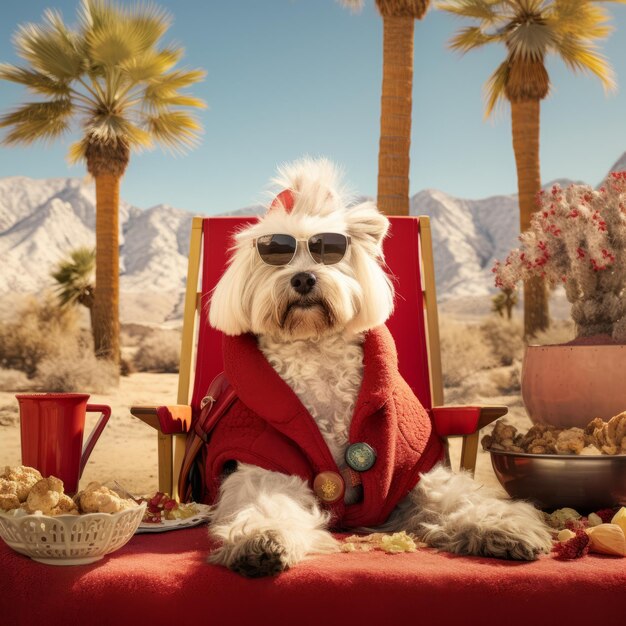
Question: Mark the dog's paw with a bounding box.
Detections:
[209,531,290,578]
[456,526,549,561]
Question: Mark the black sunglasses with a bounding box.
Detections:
[254,233,351,266]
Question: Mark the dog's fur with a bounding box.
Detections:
[207,158,551,577]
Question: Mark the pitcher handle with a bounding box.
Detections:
[80,404,111,477]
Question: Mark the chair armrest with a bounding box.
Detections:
[130,405,192,435]
[430,405,508,437]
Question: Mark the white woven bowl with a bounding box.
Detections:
[0,502,146,565]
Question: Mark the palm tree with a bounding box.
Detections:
[0,0,206,366]
[342,0,430,216]
[437,0,620,339]
[51,246,96,333]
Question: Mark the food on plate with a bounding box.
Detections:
[482,414,626,455]
[76,482,134,514]
[140,491,199,524]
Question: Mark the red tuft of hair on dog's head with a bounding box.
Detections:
[269,189,295,214]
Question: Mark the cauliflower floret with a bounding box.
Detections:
[0,478,20,511]
[25,476,64,514]
[77,482,131,514]
[1,465,42,502]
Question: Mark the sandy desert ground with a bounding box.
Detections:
[0,372,533,498]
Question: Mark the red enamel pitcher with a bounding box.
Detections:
[16,393,111,495]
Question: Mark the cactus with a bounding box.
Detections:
[493,172,626,341]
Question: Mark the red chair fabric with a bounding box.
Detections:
[191,216,432,411]
[1,526,623,626]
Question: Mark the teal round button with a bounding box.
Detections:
[345,442,376,472]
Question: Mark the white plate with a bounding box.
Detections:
[135,503,212,534]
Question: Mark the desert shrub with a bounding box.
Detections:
[133,330,181,373]
[0,368,32,392]
[34,348,119,393]
[0,296,82,377]
[439,316,495,387]
[480,317,524,366]
[488,362,522,395]
[532,320,576,346]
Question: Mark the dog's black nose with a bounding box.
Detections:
[290,272,317,295]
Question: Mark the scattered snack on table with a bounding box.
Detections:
[587,513,603,527]
[585,524,626,557]
[341,531,421,554]
[553,529,590,560]
[482,414,626,455]
[557,529,576,542]
[76,482,134,514]
[140,491,198,523]
[545,507,582,530]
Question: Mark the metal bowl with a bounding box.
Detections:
[490,450,626,512]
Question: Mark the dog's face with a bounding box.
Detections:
[209,160,395,340]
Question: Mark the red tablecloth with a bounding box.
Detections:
[1,525,622,626]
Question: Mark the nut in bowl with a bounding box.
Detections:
[483,416,626,512]
[0,466,145,565]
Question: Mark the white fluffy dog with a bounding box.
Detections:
[207,158,551,577]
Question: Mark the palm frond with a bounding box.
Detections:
[448,26,502,52]
[484,60,509,116]
[0,99,73,145]
[144,93,207,111]
[13,12,84,80]
[86,112,153,148]
[120,47,184,83]
[144,70,207,99]
[507,22,556,61]
[52,246,95,308]
[553,36,615,90]
[81,0,172,67]
[436,0,501,22]
[0,64,70,97]
[146,111,203,153]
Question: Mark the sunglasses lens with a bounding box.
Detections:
[308,233,348,265]
[256,234,297,265]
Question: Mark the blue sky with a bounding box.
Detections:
[1,0,626,215]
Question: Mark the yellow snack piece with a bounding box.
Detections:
[557,529,576,542]
[585,524,626,557]
[611,507,626,536]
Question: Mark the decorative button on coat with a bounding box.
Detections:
[313,471,345,504]
[345,442,377,472]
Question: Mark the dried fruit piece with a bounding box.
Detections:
[585,524,626,556]
[553,529,590,560]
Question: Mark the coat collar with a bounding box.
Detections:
[222,325,399,471]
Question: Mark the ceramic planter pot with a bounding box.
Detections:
[521,343,626,428]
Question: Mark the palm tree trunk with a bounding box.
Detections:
[511,99,549,339]
[92,173,121,367]
[377,14,414,216]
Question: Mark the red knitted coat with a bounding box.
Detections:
[202,325,444,529]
